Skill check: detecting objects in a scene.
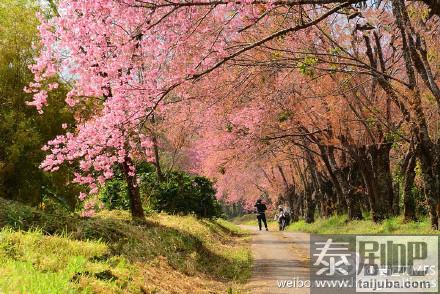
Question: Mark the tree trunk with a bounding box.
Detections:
[403,152,417,222]
[326,146,350,215]
[152,133,164,181]
[410,90,439,229]
[319,145,346,214]
[372,143,395,217]
[320,145,362,220]
[121,158,145,220]
[355,143,393,222]
[393,0,440,229]
[346,188,363,220]
[320,178,336,218]
[416,141,440,229]
[392,182,400,216]
[151,114,164,182]
[298,192,304,220]
[285,184,300,222]
[304,188,316,223]
[346,165,366,220]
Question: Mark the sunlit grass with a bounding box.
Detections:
[0,198,252,293]
[233,212,440,234]
[286,214,439,234]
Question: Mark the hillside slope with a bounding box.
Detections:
[0,198,251,293]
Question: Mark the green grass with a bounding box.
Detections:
[232,213,440,234]
[286,214,440,234]
[0,229,110,293]
[0,198,252,293]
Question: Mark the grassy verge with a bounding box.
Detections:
[286,214,440,234]
[0,198,252,293]
[232,213,440,234]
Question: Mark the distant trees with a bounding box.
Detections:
[0,0,77,208]
[180,1,440,226]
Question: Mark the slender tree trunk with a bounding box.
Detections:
[304,187,316,223]
[320,178,335,218]
[286,186,294,213]
[392,182,400,216]
[298,192,304,220]
[121,158,145,220]
[293,158,310,221]
[403,152,417,222]
[278,165,302,221]
[303,147,319,223]
[151,133,164,181]
[319,145,346,214]
[150,114,164,182]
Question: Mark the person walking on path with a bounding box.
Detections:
[275,205,287,231]
[255,199,268,231]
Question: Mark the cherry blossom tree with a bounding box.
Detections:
[28,0,440,224]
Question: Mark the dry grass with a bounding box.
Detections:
[0,198,252,293]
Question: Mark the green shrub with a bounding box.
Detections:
[141,169,222,218]
[99,163,222,218]
[99,179,130,210]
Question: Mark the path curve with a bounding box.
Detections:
[240,225,311,294]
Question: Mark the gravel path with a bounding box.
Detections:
[239,225,311,294]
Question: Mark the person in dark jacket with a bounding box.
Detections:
[255,199,268,231]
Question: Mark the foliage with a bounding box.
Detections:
[142,170,222,218]
[0,0,77,207]
[297,56,318,77]
[277,110,292,122]
[98,163,222,218]
[99,178,130,211]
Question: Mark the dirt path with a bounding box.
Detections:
[240,225,310,294]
